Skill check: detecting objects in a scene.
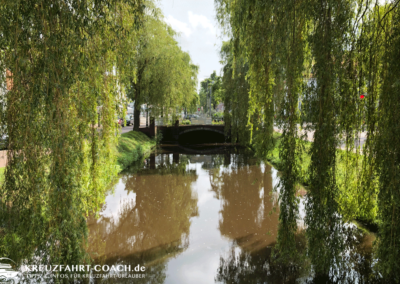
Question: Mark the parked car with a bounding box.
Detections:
[185,114,198,120]
[125,115,133,126]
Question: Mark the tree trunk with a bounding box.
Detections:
[134,107,141,130]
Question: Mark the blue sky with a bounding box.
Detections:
[160,0,226,90]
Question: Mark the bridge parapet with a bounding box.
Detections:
[138,117,228,144]
[177,125,224,135]
[155,117,214,126]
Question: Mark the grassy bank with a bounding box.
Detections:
[117,131,156,171]
[266,132,312,186]
[266,131,378,227]
[0,167,4,185]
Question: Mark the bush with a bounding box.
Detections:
[155,132,163,144]
[213,111,224,119]
[182,120,191,125]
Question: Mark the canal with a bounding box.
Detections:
[87,146,376,283]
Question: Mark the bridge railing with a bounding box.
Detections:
[189,118,213,125]
[155,116,218,126]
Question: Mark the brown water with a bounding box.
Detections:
[86,147,376,284]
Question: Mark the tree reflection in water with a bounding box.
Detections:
[86,149,381,283]
[211,152,380,284]
[87,153,198,282]
[209,157,309,283]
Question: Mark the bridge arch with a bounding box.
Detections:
[178,127,226,145]
[179,127,225,136]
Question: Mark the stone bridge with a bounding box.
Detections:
[138,120,229,144]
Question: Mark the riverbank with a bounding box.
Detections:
[266,131,378,228]
[0,167,4,184]
[117,130,156,171]
[0,131,155,185]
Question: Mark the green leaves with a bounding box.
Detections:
[127,5,198,124]
[0,0,142,269]
[216,0,400,280]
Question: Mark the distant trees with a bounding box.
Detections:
[127,1,199,129]
[199,71,223,114]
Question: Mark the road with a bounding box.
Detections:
[121,117,147,134]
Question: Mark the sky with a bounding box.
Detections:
[160,0,226,91]
[159,0,389,91]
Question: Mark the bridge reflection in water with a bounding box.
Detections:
[86,146,376,284]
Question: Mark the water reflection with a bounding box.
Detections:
[87,147,378,283]
[211,162,279,250]
[87,152,198,282]
[216,232,309,284]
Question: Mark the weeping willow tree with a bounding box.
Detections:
[216,0,276,157]
[216,0,308,266]
[220,40,251,145]
[272,0,308,264]
[217,0,400,280]
[0,0,144,269]
[303,0,355,274]
[375,2,400,279]
[128,2,199,129]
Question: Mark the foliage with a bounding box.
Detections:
[186,93,200,114]
[212,111,223,119]
[0,0,198,274]
[155,132,163,145]
[374,4,400,279]
[219,40,251,145]
[127,3,199,129]
[0,167,4,185]
[0,0,147,269]
[212,121,224,125]
[181,120,191,125]
[216,0,400,280]
[199,71,223,113]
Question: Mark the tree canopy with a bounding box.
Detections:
[198,71,223,114]
[127,2,199,129]
[0,0,198,272]
[216,0,400,280]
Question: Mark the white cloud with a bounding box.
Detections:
[188,11,216,35]
[165,15,192,37]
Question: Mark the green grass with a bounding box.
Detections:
[116,131,156,171]
[266,132,312,185]
[0,167,4,185]
[266,131,378,226]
